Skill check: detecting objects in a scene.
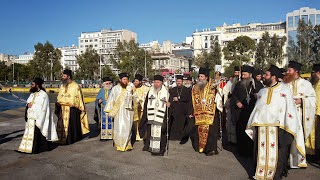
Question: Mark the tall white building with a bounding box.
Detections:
[192,22,287,71]
[15,53,33,64]
[78,29,137,73]
[59,45,79,71]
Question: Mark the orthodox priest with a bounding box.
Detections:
[132,74,149,142]
[246,65,306,179]
[18,78,58,153]
[168,75,192,140]
[230,65,256,157]
[307,63,320,162]
[55,69,90,145]
[223,66,240,144]
[104,73,134,151]
[284,61,316,168]
[139,75,170,156]
[190,67,223,156]
[95,77,113,140]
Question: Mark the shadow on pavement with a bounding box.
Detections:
[0,129,24,145]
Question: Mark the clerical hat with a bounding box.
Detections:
[234,66,240,71]
[199,67,210,77]
[242,65,254,74]
[186,76,192,81]
[102,77,112,82]
[118,72,129,79]
[134,74,143,81]
[63,69,72,76]
[313,64,320,72]
[267,65,282,79]
[153,75,164,82]
[176,75,183,80]
[288,61,302,71]
[33,77,44,86]
[253,69,263,77]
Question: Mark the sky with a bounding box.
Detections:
[0,0,319,55]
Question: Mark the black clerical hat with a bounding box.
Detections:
[312,64,320,72]
[63,69,72,76]
[176,75,183,80]
[33,77,44,86]
[242,65,254,74]
[199,67,210,77]
[134,74,143,81]
[186,76,192,81]
[253,69,263,77]
[234,66,240,71]
[267,65,282,79]
[102,77,112,82]
[288,61,302,71]
[119,72,129,79]
[154,75,164,82]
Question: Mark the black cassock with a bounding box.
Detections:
[230,81,256,157]
[55,105,83,145]
[139,93,168,155]
[168,86,192,140]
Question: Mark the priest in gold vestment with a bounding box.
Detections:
[190,67,223,156]
[309,63,320,163]
[55,69,90,144]
[132,74,149,142]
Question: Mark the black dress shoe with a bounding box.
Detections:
[151,152,164,156]
[142,146,148,151]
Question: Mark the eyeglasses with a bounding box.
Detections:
[105,82,111,85]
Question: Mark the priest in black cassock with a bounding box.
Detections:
[168,75,192,140]
[230,65,256,157]
[139,75,170,156]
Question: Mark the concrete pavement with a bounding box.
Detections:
[0,103,319,180]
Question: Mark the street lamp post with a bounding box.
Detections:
[144,48,147,78]
[12,60,14,84]
[99,54,102,81]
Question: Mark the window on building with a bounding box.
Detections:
[302,15,308,24]
[94,39,98,42]
[294,16,300,28]
[95,44,98,47]
[80,40,83,43]
[90,39,93,42]
[310,14,315,26]
[205,36,208,40]
[204,43,208,48]
[85,45,88,47]
[316,14,320,25]
[80,45,83,48]
[85,40,88,42]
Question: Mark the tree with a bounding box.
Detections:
[223,36,256,66]
[312,25,320,62]
[76,47,100,80]
[223,60,241,78]
[30,41,62,80]
[102,65,117,81]
[194,49,210,68]
[112,39,153,79]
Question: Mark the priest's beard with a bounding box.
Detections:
[62,78,70,87]
[283,73,295,83]
[240,78,252,89]
[310,73,319,85]
[197,79,207,90]
[153,86,161,92]
[29,87,38,93]
[185,83,191,88]
[264,78,273,87]
[120,82,127,89]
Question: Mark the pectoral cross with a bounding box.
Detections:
[160,97,167,108]
[149,95,156,105]
[246,95,251,104]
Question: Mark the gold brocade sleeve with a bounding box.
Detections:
[57,81,90,135]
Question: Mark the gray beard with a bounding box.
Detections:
[197,79,207,90]
[240,78,252,89]
[185,84,192,88]
[153,86,161,92]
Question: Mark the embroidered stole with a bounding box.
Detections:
[101,90,113,139]
[108,88,127,118]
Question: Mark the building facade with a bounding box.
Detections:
[192,21,287,71]
[78,29,137,73]
[59,45,79,71]
[15,53,33,64]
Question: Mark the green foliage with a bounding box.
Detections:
[75,47,100,80]
[102,65,117,81]
[223,60,241,78]
[312,25,320,62]
[223,35,256,64]
[255,32,286,70]
[30,41,62,80]
[112,39,153,79]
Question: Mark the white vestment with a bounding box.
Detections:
[285,78,316,168]
[246,83,306,178]
[18,90,58,153]
[104,84,134,151]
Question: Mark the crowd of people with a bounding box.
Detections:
[17,61,320,179]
